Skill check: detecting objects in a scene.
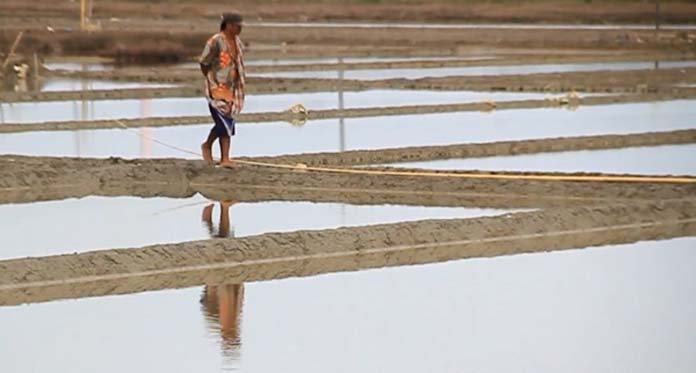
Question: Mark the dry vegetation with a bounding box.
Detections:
[2,0,696,23]
[2,0,695,63]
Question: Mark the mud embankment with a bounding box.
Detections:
[251,130,696,167]
[4,0,696,24]
[2,62,695,104]
[3,93,696,134]
[1,153,694,207]
[0,200,694,306]
[37,63,696,89]
[2,21,694,60]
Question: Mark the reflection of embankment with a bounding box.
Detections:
[0,200,694,306]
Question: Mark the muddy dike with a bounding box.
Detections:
[37,54,696,80]
[1,154,694,208]
[2,22,694,60]
[2,60,693,106]
[3,93,696,134]
[3,64,692,104]
[0,200,694,306]
[4,1,696,25]
[246,130,696,167]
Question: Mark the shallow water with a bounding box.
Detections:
[185,56,495,68]
[0,90,546,124]
[49,58,482,70]
[262,56,494,65]
[1,236,694,372]
[252,60,696,79]
[3,77,172,94]
[43,62,109,72]
[39,78,174,92]
[0,195,517,261]
[0,100,694,159]
[390,144,696,175]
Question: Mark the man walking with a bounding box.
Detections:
[199,12,246,166]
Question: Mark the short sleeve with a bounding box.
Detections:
[199,35,219,67]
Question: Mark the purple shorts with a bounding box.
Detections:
[208,104,236,137]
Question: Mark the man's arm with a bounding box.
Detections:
[200,64,216,87]
[199,36,219,85]
[200,64,210,78]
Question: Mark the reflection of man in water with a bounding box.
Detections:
[201,200,235,238]
[200,200,244,358]
[201,283,244,349]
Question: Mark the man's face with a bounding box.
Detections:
[226,22,242,36]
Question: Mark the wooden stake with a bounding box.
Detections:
[656,0,661,33]
[33,53,40,90]
[81,0,86,31]
[1,31,24,70]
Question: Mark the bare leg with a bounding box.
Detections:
[219,201,232,238]
[219,135,235,167]
[201,285,218,309]
[201,129,217,164]
[218,284,244,344]
[201,203,215,236]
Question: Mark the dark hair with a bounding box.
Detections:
[220,12,243,31]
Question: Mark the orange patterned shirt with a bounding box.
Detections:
[199,32,246,116]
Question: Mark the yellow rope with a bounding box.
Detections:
[115,120,696,184]
[234,159,696,184]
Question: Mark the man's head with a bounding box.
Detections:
[220,12,243,35]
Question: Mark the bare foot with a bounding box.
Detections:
[201,143,213,164]
[219,159,238,168]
